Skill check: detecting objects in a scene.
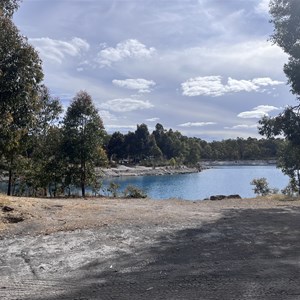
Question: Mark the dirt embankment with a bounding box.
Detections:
[1,195,300,299]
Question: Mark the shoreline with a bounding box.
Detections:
[201,159,277,167]
[98,165,200,178]
[98,160,277,178]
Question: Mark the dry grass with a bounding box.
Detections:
[1,194,300,237]
[0,194,11,231]
[0,194,12,207]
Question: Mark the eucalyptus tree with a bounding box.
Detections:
[0,0,43,195]
[258,0,300,194]
[270,0,300,97]
[107,131,125,162]
[0,0,21,17]
[62,91,107,197]
[26,86,63,195]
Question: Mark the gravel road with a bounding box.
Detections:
[1,196,300,299]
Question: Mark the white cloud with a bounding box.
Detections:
[182,76,284,97]
[112,78,156,93]
[146,117,160,122]
[98,110,117,122]
[29,37,90,64]
[105,125,137,131]
[238,105,279,119]
[99,98,154,112]
[97,39,156,67]
[181,76,225,97]
[255,0,270,16]
[178,122,217,127]
[225,124,258,130]
[252,77,283,86]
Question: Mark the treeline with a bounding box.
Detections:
[0,88,108,197]
[0,2,107,197]
[106,123,283,166]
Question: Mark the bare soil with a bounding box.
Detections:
[1,195,300,299]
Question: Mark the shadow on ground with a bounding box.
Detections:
[24,206,300,299]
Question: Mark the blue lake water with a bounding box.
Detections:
[103,166,289,200]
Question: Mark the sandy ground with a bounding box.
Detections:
[1,195,300,299]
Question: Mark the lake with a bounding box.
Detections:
[103,165,289,200]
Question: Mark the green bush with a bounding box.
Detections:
[250,178,271,196]
[107,182,120,197]
[123,185,147,198]
[282,179,299,197]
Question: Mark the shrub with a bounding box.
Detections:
[282,179,299,197]
[123,185,147,198]
[250,178,271,196]
[107,182,120,197]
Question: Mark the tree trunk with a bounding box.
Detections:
[81,183,85,198]
[81,164,86,197]
[7,156,13,196]
[297,170,300,196]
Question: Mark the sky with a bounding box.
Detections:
[13,0,296,141]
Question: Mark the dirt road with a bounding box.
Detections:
[1,196,300,299]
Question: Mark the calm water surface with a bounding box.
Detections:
[104,166,289,200]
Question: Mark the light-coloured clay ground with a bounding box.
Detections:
[1,195,300,299]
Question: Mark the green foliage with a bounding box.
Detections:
[107,131,125,162]
[107,122,283,167]
[250,178,271,196]
[0,0,21,18]
[123,185,147,198]
[259,108,300,145]
[169,158,176,167]
[270,0,300,96]
[0,4,43,195]
[282,179,299,197]
[107,182,120,197]
[91,178,103,196]
[62,91,107,197]
[258,1,300,196]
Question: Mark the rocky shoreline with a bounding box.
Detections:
[201,159,277,166]
[98,165,200,178]
[97,160,276,178]
[97,159,277,178]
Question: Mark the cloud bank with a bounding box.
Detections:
[178,122,217,127]
[29,37,90,64]
[113,78,156,93]
[181,76,284,97]
[100,98,154,112]
[238,105,279,119]
[97,39,156,67]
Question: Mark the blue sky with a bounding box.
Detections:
[14,0,295,140]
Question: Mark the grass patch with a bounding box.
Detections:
[263,194,300,202]
[0,194,11,207]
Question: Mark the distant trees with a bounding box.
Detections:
[106,123,282,167]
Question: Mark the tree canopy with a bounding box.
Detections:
[0,1,43,195]
[62,91,107,197]
[0,0,21,18]
[258,0,300,194]
[270,0,300,96]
